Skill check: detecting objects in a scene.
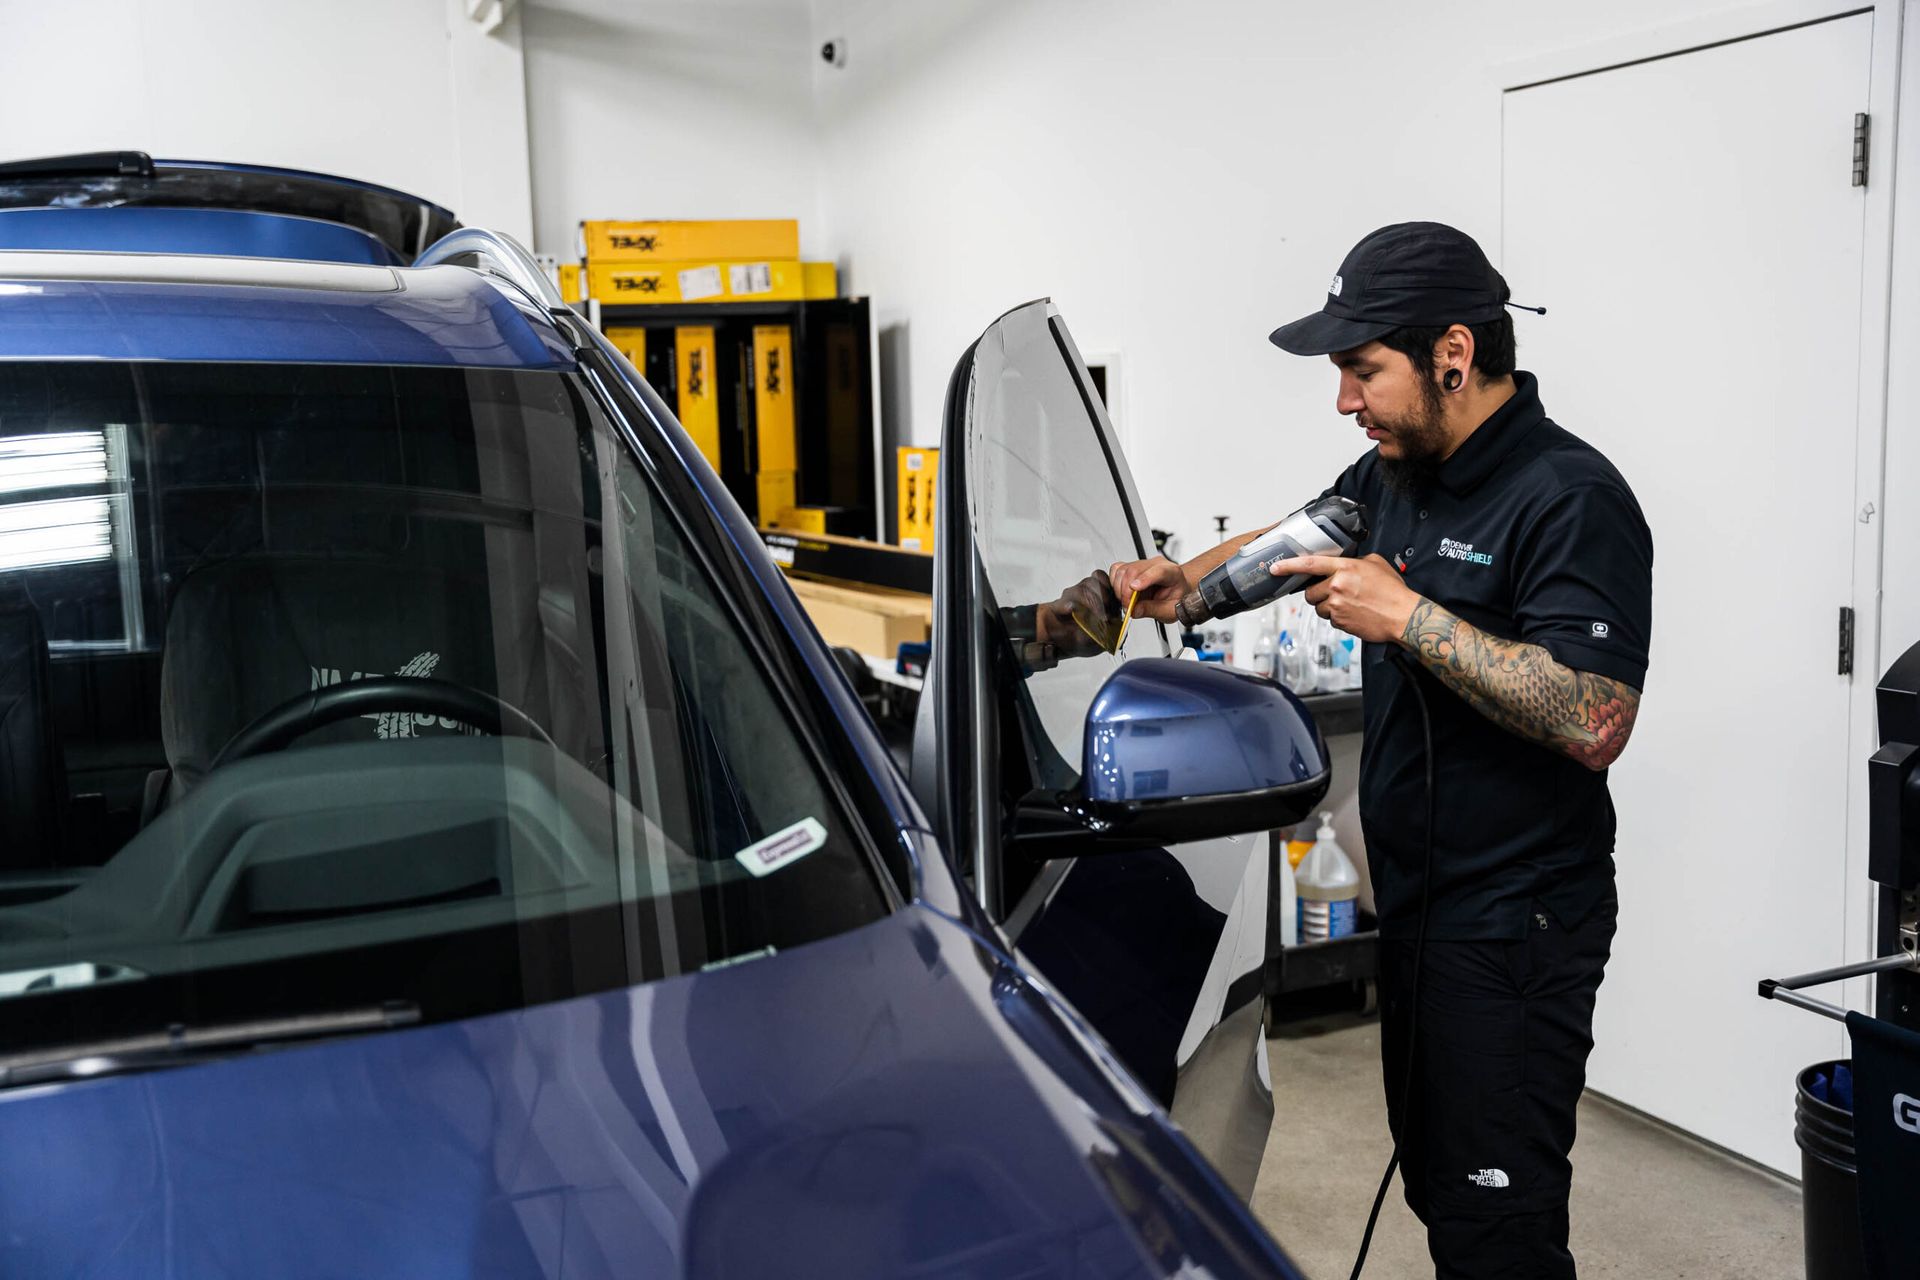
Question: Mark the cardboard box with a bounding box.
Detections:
[896,446,938,552]
[604,325,647,369]
[558,262,584,304]
[588,260,806,304]
[787,576,932,657]
[675,326,720,468]
[802,261,839,300]
[583,219,799,264]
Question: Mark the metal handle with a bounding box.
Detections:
[1756,951,1920,1023]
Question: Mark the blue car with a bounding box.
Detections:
[0,157,1330,1277]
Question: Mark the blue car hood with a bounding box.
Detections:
[0,907,1292,1278]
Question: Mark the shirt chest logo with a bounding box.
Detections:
[1437,536,1495,567]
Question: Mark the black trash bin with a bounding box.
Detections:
[1795,1060,1863,1280]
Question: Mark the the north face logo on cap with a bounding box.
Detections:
[1328,273,1344,297]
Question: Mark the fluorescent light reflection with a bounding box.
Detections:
[0,431,109,495]
[0,495,112,571]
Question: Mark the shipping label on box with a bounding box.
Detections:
[897,446,938,552]
[583,219,800,264]
[588,260,805,304]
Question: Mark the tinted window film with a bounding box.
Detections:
[964,306,1162,790]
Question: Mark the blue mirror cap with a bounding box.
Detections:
[1082,657,1330,805]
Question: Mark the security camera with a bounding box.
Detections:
[820,39,846,68]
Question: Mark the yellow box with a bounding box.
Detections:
[558,262,584,304]
[604,325,647,369]
[675,326,720,469]
[752,325,796,473]
[583,219,799,264]
[802,261,839,300]
[588,260,806,305]
[757,471,797,522]
[896,447,938,552]
[771,506,828,534]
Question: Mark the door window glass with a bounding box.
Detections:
[964,305,1163,790]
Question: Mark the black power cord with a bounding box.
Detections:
[1349,650,1436,1280]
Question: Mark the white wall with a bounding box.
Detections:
[1884,3,1920,664]
[521,0,823,260]
[808,0,1788,555]
[0,0,533,243]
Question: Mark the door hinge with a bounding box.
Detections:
[1853,113,1871,187]
[1839,605,1855,676]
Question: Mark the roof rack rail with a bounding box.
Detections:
[414,227,564,311]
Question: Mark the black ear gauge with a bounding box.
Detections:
[1443,368,1463,392]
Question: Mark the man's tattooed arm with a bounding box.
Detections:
[1399,599,1640,771]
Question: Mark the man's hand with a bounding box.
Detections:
[1107,556,1190,624]
[1268,553,1421,645]
[1036,569,1120,657]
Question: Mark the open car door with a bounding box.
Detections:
[913,300,1332,1198]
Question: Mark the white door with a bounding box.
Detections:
[1502,14,1871,1174]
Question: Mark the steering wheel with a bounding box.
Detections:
[212,676,550,769]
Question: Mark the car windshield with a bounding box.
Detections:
[0,361,887,1054]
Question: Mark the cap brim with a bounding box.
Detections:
[1268,310,1397,357]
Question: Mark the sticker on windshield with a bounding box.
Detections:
[734,818,828,878]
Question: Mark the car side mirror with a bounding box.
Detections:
[1014,657,1332,856]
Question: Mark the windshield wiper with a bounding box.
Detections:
[0,1000,420,1089]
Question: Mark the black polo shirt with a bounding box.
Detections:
[1323,371,1653,940]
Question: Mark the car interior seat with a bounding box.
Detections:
[153,554,569,808]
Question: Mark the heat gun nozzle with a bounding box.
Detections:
[1175,590,1210,628]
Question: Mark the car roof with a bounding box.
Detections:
[0,251,575,370]
[0,207,406,266]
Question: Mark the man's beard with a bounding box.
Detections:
[1372,378,1449,496]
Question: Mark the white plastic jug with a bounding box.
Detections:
[1295,811,1360,942]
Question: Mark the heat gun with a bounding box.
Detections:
[1174,495,1370,628]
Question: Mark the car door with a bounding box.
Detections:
[913,299,1275,1197]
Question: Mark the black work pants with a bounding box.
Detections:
[1377,896,1616,1279]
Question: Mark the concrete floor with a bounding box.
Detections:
[1251,1016,1805,1279]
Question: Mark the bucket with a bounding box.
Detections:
[1794,1060,1863,1280]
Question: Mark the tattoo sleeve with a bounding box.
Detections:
[1400,599,1641,771]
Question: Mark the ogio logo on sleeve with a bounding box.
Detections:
[1467,1168,1510,1189]
[1591,622,1611,638]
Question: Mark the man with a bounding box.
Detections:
[1111,222,1652,1278]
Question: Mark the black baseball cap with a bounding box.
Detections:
[1269,222,1511,356]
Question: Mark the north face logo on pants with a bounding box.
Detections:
[1466,1168,1510,1188]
